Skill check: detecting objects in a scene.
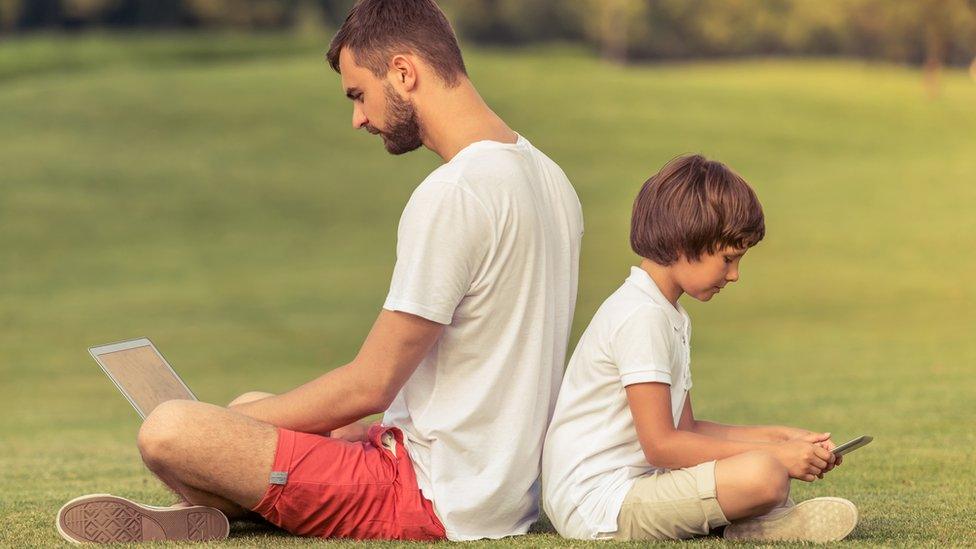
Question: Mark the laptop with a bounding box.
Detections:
[89,337,197,419]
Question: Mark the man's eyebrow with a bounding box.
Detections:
[345,87,361,100]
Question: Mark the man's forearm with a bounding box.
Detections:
[232,362,389,434]
[691,420,786,442]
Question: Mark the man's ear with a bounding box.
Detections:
[389,54,418,92]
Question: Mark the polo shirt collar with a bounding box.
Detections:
[626,266,688,330]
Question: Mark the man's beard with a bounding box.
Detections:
[369,83,423,155]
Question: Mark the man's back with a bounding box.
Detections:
[383,134,583,540]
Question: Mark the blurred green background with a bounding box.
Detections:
[2,1,976,547]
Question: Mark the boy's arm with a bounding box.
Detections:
[231,309,443,434]
[628,382,832,481]
[678,395,793,442]
[679,397,843,473]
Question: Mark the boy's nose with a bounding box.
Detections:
[726,269,739,283]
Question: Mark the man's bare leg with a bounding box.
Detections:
[153,391,276,517]
[137,400,277,517]
[227,391,275,409]
[57,400,277,543]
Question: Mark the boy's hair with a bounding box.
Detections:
[326,0,467,87]
[631,154,765,265]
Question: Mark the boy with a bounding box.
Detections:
[542,154,857,542]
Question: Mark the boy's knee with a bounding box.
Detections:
[227,391,274,408]
[137,400,198,467]
[743,451,790,510]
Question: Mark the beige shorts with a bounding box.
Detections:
[614,460,730,541]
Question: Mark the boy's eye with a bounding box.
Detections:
[723,256,733,264]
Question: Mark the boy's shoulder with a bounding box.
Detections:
[594,270,684,338]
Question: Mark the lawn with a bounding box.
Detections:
[1,33,974,547]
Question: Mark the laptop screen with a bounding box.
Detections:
[89,338,197,419]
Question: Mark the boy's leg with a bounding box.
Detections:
[714,450,791,521]
[614,451,787,541]
[716,451,857,542]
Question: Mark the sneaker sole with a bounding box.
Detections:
[723,497,858,543]
[56,494,229,543]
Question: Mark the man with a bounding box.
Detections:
[57,0,583,543]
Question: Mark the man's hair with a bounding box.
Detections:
[326,0,467,87]
[630,154,765,265]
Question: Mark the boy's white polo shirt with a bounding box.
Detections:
[542,266,692,539]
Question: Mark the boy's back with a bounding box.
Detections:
[543,266,692,539]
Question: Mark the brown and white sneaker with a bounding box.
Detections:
[723,497,858,543]
[56,494,229,543]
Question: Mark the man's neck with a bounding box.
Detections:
[639,258,683,308]
[416,79,517,162]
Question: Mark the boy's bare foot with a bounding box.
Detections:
[56,494,229,543]
[723,497,857,543]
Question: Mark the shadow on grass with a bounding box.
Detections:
[225,515,559,542]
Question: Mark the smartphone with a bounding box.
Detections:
[832,435,873,456]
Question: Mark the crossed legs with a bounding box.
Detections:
[714,450,791,521]
[136,394,278,519]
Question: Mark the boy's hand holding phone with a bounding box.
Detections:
[772,432,836,482]
[780,429,844,475]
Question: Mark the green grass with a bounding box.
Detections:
[2,33,975,547]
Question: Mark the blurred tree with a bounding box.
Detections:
[0,0,23,32]
[292,0,328,36]
[445,0,583,45]
[1,0,973,71]
[919,0,976,96]
[572,0,649,62]
[183,0,291,29]
[17,0,62,30]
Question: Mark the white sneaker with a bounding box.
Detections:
[56,494,229,544]
[723,497,858,543]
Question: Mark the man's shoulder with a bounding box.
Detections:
[437,139,567,189]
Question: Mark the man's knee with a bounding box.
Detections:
[227,391,274,408]
[137,400,200,467]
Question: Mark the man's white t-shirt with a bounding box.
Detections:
[542,266,692,539]
[381,134,583,540]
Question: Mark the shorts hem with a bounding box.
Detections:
[251,427,293,517]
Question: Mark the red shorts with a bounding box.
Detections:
[251,424,446,540]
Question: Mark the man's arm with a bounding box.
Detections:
[232,309,443,434]
[628,383,832,481]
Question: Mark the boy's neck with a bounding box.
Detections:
[639,258,683,308]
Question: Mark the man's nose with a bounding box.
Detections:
[352,105,368,129]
